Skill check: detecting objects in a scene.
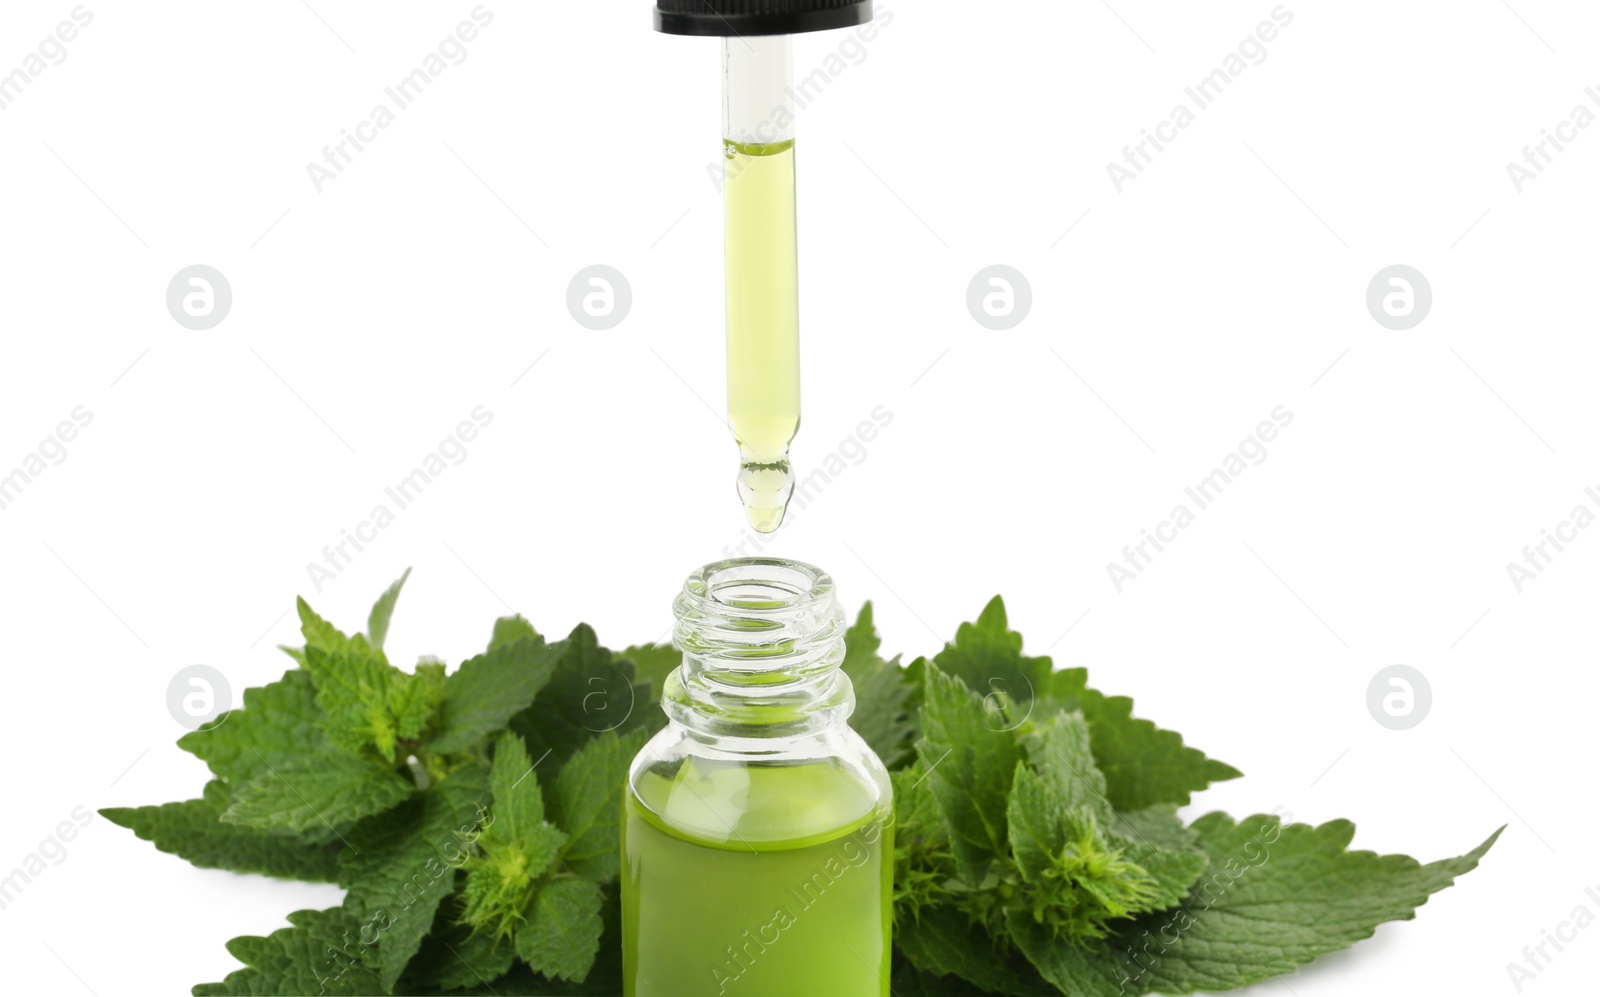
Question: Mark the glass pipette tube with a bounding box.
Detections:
[723,36,800,534]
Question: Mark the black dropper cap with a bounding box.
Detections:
[654,0,873,37]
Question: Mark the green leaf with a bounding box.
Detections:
[515,878,604,983]
[298,596,352,653]
[192,906,381,996]
[1131,816,1503,994]
[178,669,329,783]
[489,614,539,651]
[1047,669,1241,810]
[892,954,1011,997]
[620,642,680,703]
[395,896,516,992]
[917,596,1240,810]
[510,625,654,767]
[339,764,492,992]
[416,892,626,996]
[1006,764,1066,883]
[890,764,957,923]
[460,733,569,939]
[298,604,400,754]
[1010,815,1504,996]
[916,664,1019,884]
[896,905,1044,996]
[429,635,559,755]
[1007,716,1200,942]
[303,634,395,759]
[844,599,885,667]
[1120,842,1209,915]
[487,730,551,849]
[1110,805,1210,911]
[931,597,1054,715]
[367,568,412,650]
[1005,763,1163,937]
[843,603,916,768]
[548,728,651,881]
[1004,913,1132,997]
[297,595,449,763]
[1112,804,1203,852]
[1021,711,1113,823]
[222,751,414,833]
[101,781,342,882]
[395,661,447,742]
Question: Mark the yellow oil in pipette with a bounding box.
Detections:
[724,138,800,534]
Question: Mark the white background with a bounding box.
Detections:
[2,1,1597,994]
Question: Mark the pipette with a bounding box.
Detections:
[655,0,875,534]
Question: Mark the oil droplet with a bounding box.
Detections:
[737,461,794,534]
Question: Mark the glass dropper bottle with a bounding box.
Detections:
[655,1,875,534]
[620,557,893,997]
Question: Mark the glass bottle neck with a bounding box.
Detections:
[662,558,853,740]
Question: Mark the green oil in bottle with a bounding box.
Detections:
[724,138,801,535]
[623,756,891,997]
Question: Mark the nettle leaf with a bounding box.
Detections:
[1120,843,1209,916]
[1047,669,1241,810]
[1111,805,1210,911]
[510,625,654,767]
[192,906,381,996]
[222,751,414,833]
[427,892,627,997]
[299,595,352,653]
[1125,816,1503,995]
[340,764,492,992]
[1007,713,1207,944]
[919,596,1240,810]
[932,597,1055,712]
[843,602,916,768]
[916,664,1019,884]
[889,764,956,923]
[366,568,411,650]
[300,634,397,759]
[1004,911,1133,997]
[516,877,605,982]
[844,600,886,667]
[100,781,342,883]
[1006,764,1071,883]
[488,730,554,849]
[1011,815,1504,996]
[297,597,444,763]
[549,728,652,881]
[394,661,446,743]
[397,896,516,993]
[489,613,539,651]
[429,635,559,755]
[1021,712,1113,823]
[892,954,1011,997]
[1112,804,1203,852]
[461,732,569,940]
[1006,763,1164,940]
[896,905,1045,997]
[178,669,329,783]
